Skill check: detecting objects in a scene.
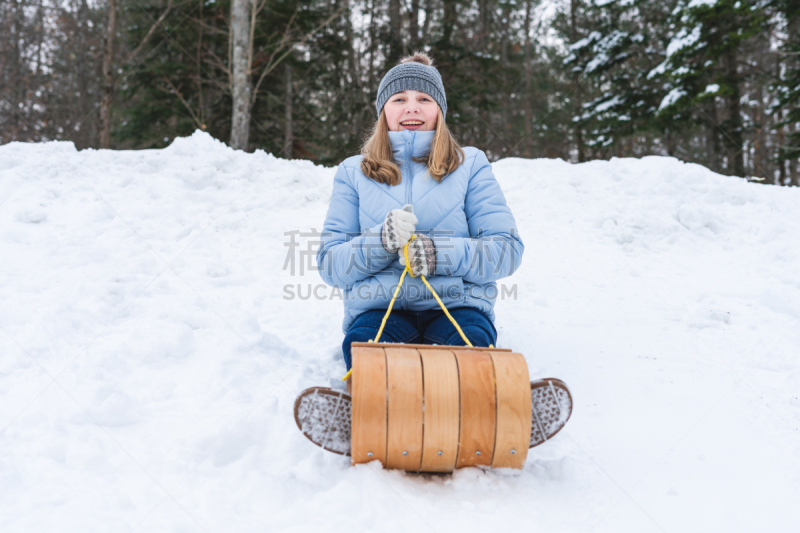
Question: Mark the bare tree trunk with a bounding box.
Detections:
[343,0,366,137]
[791,122,799,187]
[230,0,252,150]
[478,0,489,48]
[789,20,799,186]
[753,83,767,180]
[5,0,23,141]
[665,127,676,157]
[76,0,91,147]
[476,0,491,149]
[500,1,510,66]
[768,51,782,185]
[0,2,11,95]
[724,46,744,176]
[706,100,720,173]
[29,0,45,142]
[100,0,116,148]
[344,0,360,85]
[196,0,205,129]
[421,0,431,38]
[442,0,456,46]
[283,63,293,158]
[570,0,584,162]
[409,0,420,50]
[499,0,511,150]
[777,113,786,185]
[388,0,404,63]
[33,0,43,76]
[523,0,534,158]
[367,0,377,90]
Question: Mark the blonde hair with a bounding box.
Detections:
[360,52,465,186]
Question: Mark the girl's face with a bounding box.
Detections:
[384,90,439,132]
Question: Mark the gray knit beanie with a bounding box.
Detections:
[375,60,447,119]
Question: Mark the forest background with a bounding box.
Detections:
[2,0,799,185]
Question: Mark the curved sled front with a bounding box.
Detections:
[350,342,532,473]
[351,345,387,464]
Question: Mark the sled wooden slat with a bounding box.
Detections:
[350,343,532,473]
[351,346,387,465]
[454,350,496,468]
[385,347,424,471]
[418,349,460,472]
[490,352,532,469]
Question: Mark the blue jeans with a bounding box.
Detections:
[341,307,498,370]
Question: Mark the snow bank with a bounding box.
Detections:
[1,131,799,532]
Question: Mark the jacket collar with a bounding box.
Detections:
[388,129,435,161]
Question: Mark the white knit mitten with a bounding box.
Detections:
[381,205,418,253]
[399,234,437,277]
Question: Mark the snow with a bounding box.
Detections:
[2,131,800,532]
[568,31,602,52]
[579,31,629,74]
[701,83,720,95]
[658,87,688,112]
[594,95,624,113]
[665,25,703,58]
[647,60,669,79]
[648,25,704,79]
[688,0,717,7]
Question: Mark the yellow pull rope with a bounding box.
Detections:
[416,275,474,346]
[377,236,472,346]
[342,236,475,381]
[370,267,409,346]
[342,267,409,382]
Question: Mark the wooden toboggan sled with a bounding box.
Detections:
[294,237,572,473]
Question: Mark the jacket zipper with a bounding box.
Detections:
[405,133,413,205]
[401,134,413,310]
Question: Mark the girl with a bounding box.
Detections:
[294,52,571,459]
[322,51,522,366]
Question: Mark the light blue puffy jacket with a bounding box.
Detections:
[317,128,524,333]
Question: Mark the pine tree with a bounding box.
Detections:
[562,0,679,157]
[770,0,800,185]
[650,0,767,176]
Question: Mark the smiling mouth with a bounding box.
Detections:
[400,120,424,126]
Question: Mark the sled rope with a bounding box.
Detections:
[375,235,473,347]
[342,236,474,381]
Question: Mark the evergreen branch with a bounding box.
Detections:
[160,75,204,130]
[125,0,174,65]
[249,6,301,104]
[246,0,296,107]
[250,3,347,108]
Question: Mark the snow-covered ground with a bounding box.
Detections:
[1,131,799,532]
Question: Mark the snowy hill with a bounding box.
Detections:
[1,131,799,532]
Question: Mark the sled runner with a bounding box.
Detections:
[294,236,573,472]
